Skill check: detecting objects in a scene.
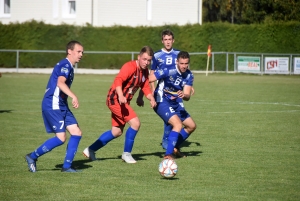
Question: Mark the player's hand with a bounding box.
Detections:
[118,96,127,105]
[72,96,79,108]
[149,99,157,108]
[191,87,195,95]
[177,90,184,98]
[136,97,144,107]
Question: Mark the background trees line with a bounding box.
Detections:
[203,0,300,24]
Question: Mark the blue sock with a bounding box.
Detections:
[30,136,64,160]
[165,131,179,155]
[63,135,81,169]
[124,127,138,152]
[89,130,115,151]
[175,128,190,148]
[162,123,172,141]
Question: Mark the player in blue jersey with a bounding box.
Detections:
[137,29,193,157]
[25,40,84,173]
[149,51,196,159]
[150,30,180,153]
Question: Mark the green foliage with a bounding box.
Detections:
[0,73,300,200]
[203,0,300,24]
[0,21,300,69]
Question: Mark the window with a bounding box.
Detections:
[0,0,10,17]
[69,1,75,14]
[4,0,10,13]
[62,0,76,18]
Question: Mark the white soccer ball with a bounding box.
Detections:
[158,158,178,178]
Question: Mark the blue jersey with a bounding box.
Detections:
[151,48,180,71]
[42,58,74,110]
[153,65,194,103]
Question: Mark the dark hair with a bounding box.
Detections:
[161,29,174,40]
[139,46,154,57]
[177,51,190,61]
[66,40,82,55]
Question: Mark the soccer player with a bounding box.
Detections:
[25,40,84,173]
[149,51,196,159]
[136,29,193,157]
[83,46,156,164]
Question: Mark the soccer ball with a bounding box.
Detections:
[158,158,178,178]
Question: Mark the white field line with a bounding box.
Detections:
[192,100,300,114]
[135,110,300,114]
[195,100,300,107]
[207,110,300,114]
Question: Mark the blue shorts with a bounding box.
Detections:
[153,100,190,124]
[42,109,78,133]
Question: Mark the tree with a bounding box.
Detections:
[202,0,300,24]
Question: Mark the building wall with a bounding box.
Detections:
[0,0,92,25]
[150,0,200,26]
[0,0,202,27]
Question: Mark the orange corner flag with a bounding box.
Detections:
[206,45,211,76]
[207,45,212,57]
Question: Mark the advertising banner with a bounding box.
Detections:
[237,56,260,73]
[264,57,289,74]
[294,57,300,74]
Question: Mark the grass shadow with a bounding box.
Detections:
[160,177,179,180]
[53,140,203,170]
[54,159,94,171]
[0,110,13,113]
[181,140,201,148]
[127,150,203,161]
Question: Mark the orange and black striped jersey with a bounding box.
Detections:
[106,60,152,106]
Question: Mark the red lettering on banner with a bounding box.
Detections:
[248,62,258,68]
[267,60,278,69]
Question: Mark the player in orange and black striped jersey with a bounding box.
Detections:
[83,46,156,164]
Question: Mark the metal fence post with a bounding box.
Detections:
[16,50,19,72]
[260,54,263,75]
[226,52,228,72]
[290,54,292,75]
[212,53,214,72]
[234,53,236,72]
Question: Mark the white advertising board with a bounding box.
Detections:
[237,56,260,73]
[293,57,300,74]
[264,57,289,74]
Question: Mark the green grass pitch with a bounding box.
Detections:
[0,73,299,200]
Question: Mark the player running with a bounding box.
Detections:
[83,46,156,163]
[137,29,194,157]
[149,51,196,159]
[25,40,84,172]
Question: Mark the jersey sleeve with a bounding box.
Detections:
[154,67,177,80]
[153,68,167,80]
[185,72,194,86]
[55,60,72,79]
[151,56,158,71]
[114,62,133,87]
